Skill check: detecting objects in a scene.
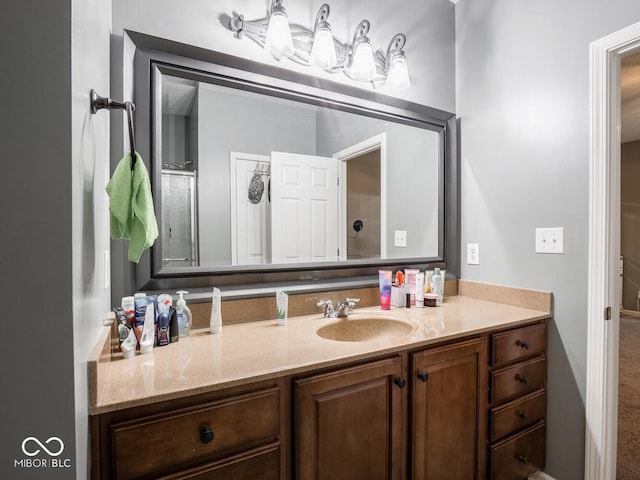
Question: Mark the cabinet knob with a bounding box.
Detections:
[515,374,529,385]
[200,427,215,444]
[517,454,528,465]
[393,377,406,388]
[518,411,528,420]
[517,340,530,349]
[417,371,429,382]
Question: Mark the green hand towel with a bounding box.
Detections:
[106,153,159,263]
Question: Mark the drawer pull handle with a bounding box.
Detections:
[517,454,528,465]
[517,340,530,349]
[394,377,406,389]
[417,371,429,382]
[200,427,215,444]
[515,374,529,385]
[518,411,528,420]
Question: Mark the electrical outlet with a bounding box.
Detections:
[535,227,564,254]
[467,243,480,265]
[394,230,407,247]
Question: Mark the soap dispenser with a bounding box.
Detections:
[176,290,192,337]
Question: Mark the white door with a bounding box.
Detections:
[270,151,338,263]
[230,152,271,265]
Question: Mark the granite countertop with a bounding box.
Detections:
[89,285,551,415]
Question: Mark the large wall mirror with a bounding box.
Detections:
[127,31,458,293]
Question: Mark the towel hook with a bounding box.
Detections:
[90,89,137,171]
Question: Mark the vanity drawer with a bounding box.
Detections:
[157,443,281,480]
[489,421,546,480]
[111,386,280,479]
[490,357,546,404]
[489,390,546,441]
[491,323,546,366]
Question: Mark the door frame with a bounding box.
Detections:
[333,133,387,261]
[586,20,640,480]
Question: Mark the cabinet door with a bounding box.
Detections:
[294,357,404,480]
[411,338,487,480]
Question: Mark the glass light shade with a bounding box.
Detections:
[350,40,377,82]
[265,11,294,60]
[385,55,410,90]
[310,27,337,69]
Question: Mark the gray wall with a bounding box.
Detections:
[316,110,440,258]
[622,140,640,310]
[456,1,640,478]
[1,0,111,479]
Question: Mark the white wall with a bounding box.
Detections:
[71,0,113,477]
[456,1,640,478]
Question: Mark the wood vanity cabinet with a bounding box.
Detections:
[487,322,547,480]
[90,379,286,480]
[293,338,488,480]
[293,356,405,480]
[91,320,549,480]
[411,338,488,480]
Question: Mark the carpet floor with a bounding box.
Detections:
[617,316,640,480]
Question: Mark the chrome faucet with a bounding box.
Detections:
[318,298,360,318]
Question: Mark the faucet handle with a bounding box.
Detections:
[344,297,360,314]
[317,300,334,315]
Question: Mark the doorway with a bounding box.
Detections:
[345,149,381,260]
[586,19,640,480]
[334,133,387,261]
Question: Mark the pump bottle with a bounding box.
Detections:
[176,290,192,337]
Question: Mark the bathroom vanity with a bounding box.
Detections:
[89,283,550,480]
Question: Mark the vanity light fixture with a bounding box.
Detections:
[346,20,377,82]
[264,0,294,60]
[228,2,410,90]
[384,34,410,90]
[309,4,337,69]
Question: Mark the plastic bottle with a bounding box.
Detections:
[176,291,192,337]
[139,303,155,355]
[121,296,135,329]
[210,287,222,333]
[156,294,172,346]
[432,268,443,305]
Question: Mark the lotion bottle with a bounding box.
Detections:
[176,291,192,337]
[210,287,222,334]
[432,268,443,305]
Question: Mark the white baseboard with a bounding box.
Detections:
[529,471,556,480]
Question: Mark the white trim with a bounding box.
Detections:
[587,20,640,480]
[333,133,387,260]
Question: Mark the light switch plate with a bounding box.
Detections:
[535,227,564,254]
[467,243,480,265]
[394,230,407,247]
[104,250,111,289]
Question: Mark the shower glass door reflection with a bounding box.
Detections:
[161,170,198,267]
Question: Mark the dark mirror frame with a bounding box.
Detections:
[124,30,459,295]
